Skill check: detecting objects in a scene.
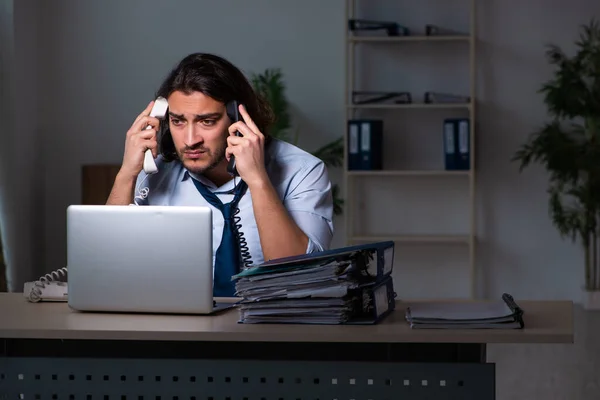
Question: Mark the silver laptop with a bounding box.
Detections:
[66,205,235,314]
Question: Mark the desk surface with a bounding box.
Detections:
[0,293,573,344]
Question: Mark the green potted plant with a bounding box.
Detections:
[251,68,344,216]
[512,19,600,309]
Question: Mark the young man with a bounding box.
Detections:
[106,53,334,296]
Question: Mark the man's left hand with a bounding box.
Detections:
[226,103,269,188]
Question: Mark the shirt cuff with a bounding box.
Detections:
[305,236,325,254]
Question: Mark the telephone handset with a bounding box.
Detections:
[133,97,169,205]
[226,100,242,176]
[143,96,169,175]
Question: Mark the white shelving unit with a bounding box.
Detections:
[343,0,477,298]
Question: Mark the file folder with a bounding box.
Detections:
[352,91,412,105]
[443,118,458,170]
[348,19,410,36]
[405,293,524,329]
[256,240,395,281]
[424,91,470,104]
[347,120,362,170]
[232,242,397,325]
[457,118,470,170]
[360,120,383,170]
[345,274,396,324]
[443,118,470,171]
[347,120,383,170]
[235,275,396,325]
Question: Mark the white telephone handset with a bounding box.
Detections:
[143,96,169,174]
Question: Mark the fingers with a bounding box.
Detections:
[227,134,245,146]
[137,128,157,140]
[127,127,157,148]
[225,146,234,162]
[130,131,157,155]
[145,138,158,158]
[132,101,155,125]
[227,132,261,155]
[128,115,161,136]
[120,102,161,177]
[130,100,163,133]
[225,141,242,162]
[227,104,264,140]
[238,104,262,138]
[228,121,255,137]
[225,134,244,160]
[228,124,263,157]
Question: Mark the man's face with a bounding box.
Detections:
[166,90,230,175]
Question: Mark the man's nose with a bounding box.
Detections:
[184,124,202,146]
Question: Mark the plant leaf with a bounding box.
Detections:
[251,68,292,141]
[251,68,345,215]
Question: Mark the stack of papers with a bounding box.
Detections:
[232,241,397,325]
[233,259,364,324]
[405,294,525,329]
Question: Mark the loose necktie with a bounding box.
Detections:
[191,178,248,297]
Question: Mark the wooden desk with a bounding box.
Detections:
[0,293,573,399]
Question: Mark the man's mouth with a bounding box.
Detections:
[184,150,206,159]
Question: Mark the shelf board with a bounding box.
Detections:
[350,234,471,244]
[347,103,471,110]
[347,170,470,177]
[348,35,471,43]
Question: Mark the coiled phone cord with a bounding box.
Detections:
[233,205,253,269]
[133,173,150,206]
[27,267,68,302]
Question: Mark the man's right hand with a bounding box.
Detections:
[119,101,161,180]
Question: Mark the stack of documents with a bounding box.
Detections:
[405,293,525,329]
[232,241,396,325]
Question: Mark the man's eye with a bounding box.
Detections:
[201,120,216,126]
[170,119,182,125]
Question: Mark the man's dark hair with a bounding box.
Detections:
[155,52,275,161]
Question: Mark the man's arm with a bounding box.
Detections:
[106,171,137,205]
[248,179,310,261]
[106,100,161,205]
[248,160,334,262]
[226,103,333,261]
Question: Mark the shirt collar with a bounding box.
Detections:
[181,168,239,193]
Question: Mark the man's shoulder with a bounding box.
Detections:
[266,138,331,195]
[268,138,324,169]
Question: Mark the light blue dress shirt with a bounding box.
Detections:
[134,138,334,267]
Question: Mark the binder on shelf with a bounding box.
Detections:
[457,118,470,170]
[443,118,470,171]
[347,120,362,170]
[425,24,467,37]
[443,118,457,170]
[360,120,383,170]
[347,119,383,170]
[348,19,410,37]
[424,91,470,104]
[352,91,412,105]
